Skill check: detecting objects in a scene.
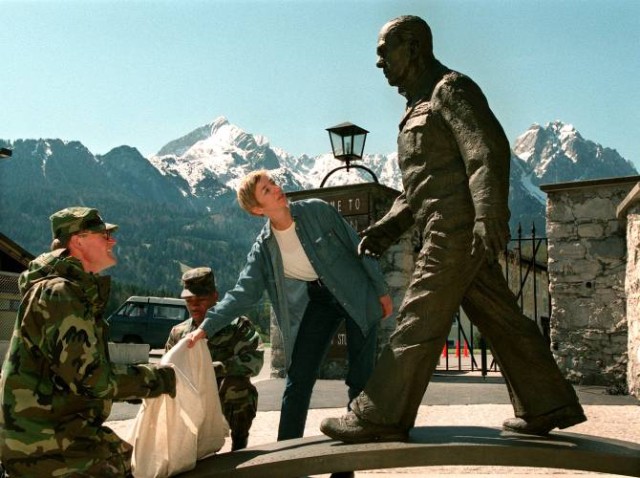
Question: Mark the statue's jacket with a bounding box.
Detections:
[376,60,512,247]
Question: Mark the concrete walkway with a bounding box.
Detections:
[108,348,640,477]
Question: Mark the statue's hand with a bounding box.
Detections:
[472,218,509,263]
[358,225,395,258]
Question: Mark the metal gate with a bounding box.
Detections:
[437,224,550,375]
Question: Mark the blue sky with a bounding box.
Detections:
[3,0,639,168]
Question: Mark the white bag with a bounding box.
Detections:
[127,338,229,478]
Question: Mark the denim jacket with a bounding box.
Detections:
[200,198,388,368]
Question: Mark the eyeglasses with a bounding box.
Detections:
[77,230,114,241]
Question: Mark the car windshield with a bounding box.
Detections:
[153,305,185,320]
[119,303,147,318]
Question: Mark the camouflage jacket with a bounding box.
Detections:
[0,249,174,477]
[165,316,264,378]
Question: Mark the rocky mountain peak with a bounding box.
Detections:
[513,121,637,185]
[2,118,637,297]
[149,117,282,196]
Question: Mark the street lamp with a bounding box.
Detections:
[320,122,378,187]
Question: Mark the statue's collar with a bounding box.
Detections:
[399,59,449,129]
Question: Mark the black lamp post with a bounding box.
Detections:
[320,122,378,187]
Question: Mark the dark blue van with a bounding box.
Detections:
[107,296,189,349]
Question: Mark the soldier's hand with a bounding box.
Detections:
[357,225,395,258]
[150,364,177,398]
[472,218,509,263]
[186,328,207,348]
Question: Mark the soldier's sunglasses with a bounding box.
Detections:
[78,230,113,240]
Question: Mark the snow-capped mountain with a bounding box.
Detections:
[1,118,636,295]
[150,117,284,198]
[149,116,403,199]
[146,117,637,233]
[513,121,637,185]
[505,120,637,230]
[150,118,638,201]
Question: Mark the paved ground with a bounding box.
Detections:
[108,348,640,477]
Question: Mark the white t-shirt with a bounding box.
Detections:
[271,222,319,281]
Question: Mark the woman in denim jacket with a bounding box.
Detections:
[187,170,392,442]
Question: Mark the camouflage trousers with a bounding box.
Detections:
[0,425,133,477]
[217,375,258,451]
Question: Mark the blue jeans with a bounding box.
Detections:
[277,281,378,441]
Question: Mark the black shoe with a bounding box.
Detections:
[502,405,587,436]
[320,411,409,444]
[330,472,355,478]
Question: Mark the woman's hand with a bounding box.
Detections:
[379,294,393,319]
[185,328,207,348]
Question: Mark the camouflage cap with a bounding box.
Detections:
[181,267,216,298]
[50,206,118,240]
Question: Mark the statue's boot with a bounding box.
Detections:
[502,405,587,436]
[320,411,409,444]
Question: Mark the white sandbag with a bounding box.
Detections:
[127,338,228,478]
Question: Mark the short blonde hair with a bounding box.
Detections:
[237,170,270,215]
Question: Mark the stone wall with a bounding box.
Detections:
[542,177,639,389]
[617,184,640,397]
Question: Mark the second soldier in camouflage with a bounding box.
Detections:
[165,267,263,451]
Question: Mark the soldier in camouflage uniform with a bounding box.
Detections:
[0,207,176,477]
[165,267,263,451]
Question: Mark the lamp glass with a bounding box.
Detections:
[329,130,344,157]
[353,134,365,157]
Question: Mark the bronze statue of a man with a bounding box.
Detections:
[320,15,586,443]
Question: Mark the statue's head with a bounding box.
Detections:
[377,15,434,90]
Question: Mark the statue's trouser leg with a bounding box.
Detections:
[352,231,479,429]
[352,238,581,430]
[461,259,582,419]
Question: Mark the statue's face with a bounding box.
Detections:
[376,23,413,88]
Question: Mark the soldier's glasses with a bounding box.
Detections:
[78,230,113,241]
